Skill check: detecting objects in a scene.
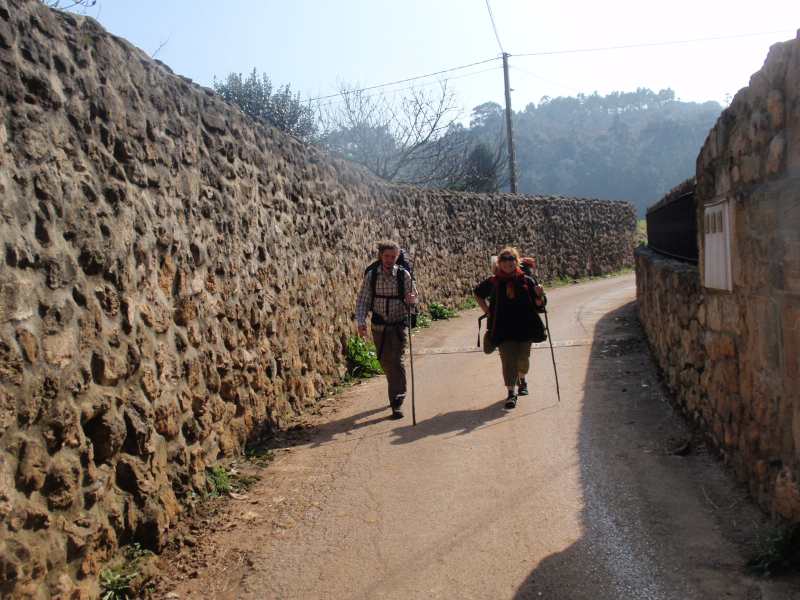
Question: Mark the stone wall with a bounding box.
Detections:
[0,1,635,596]
[637,31,800,522]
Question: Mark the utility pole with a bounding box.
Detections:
[502,52,517,193]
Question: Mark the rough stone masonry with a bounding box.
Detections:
[637,30,800,523]
[0,0,635,596]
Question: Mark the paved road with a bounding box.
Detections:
[165,274,798,599]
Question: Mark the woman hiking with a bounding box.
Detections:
[474,247,547,409]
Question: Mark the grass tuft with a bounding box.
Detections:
[207,465,232,497]
[100,568,134,600]
[99,544,153,600]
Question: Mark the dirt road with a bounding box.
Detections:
[157,274,799,599]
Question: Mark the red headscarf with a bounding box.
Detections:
[492,267,525,299]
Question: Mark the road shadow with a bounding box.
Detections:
[254,395,555,451]
[389,401,506,444]
[389,401,559,445]
[510,300,793,599]
[305,404,393,447]
[244,403,392,453]
[250,362,559,451]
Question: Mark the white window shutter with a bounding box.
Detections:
[703,200,732,291]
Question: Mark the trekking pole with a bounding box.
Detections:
[407,252,417,426]
[542,308,561,403]
[407,308,416,426]
[532,269,561,404]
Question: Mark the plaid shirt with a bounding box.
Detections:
[355,265,416,326]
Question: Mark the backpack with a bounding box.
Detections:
[519,261,533,278]
[486,272,547,345]
[364,250,416,327]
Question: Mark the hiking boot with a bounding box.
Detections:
[391,407,404,420]
[518,379,529,396]
[505,390,518,409]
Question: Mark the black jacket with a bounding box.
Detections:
[475,274,546,344]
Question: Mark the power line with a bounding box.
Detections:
[514,30,794,58]
[304,29,792,107]
[311,65,503,110]
[484,0,504,54]
[306,57,501,103]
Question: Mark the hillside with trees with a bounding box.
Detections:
[211,72,721,215]
[459,89,722,214]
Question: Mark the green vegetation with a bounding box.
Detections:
[211,63,717,212]
[748,524,800,576]
[458,297,478,310]
[207,465,232,497]
[414,312,432,329]
[345,336,383,378]
[636,219,648,246]
[100,568,134,600]
[99,544,153,600]
[464,91,721,215]
[445,142,504,192]
[428,302,457,320]
[206,462,262,498]
[213,69,316,141]
[319,87,719,213]
[244,444,276,468]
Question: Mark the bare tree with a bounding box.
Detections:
[151,34,171,59]
[317,82,463,184]
[42,0,97,10]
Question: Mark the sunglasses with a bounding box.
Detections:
[499,255,516,262]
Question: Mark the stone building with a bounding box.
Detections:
[637,30,800,521]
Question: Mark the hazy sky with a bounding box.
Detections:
[88,1,798,120]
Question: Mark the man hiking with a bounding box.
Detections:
[355,240,418,419]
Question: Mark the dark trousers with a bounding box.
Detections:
[372,323,407,408]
